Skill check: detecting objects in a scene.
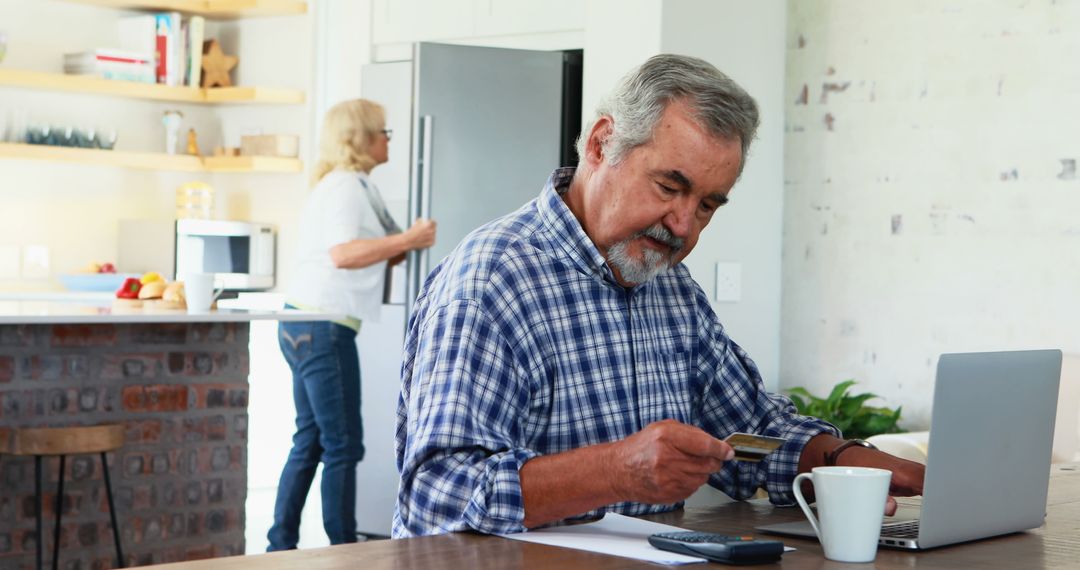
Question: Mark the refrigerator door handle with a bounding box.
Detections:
[418,115,434,285]
[406,114,434,314]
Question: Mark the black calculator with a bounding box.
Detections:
[648,531,785,565]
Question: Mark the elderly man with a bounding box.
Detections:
[393,54,924,538]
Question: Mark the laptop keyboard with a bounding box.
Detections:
[881,520,920,538]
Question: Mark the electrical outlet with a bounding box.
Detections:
[714,261,741,302]
[21,245,50,279]
[0,245,19,279]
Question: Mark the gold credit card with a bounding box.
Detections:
[724,433,787,462]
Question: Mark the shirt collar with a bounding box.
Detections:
[537,167,620,285]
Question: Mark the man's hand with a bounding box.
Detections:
[800,434,925,516]
[521,419,734,527]
[835,445,925,515]
[606,419,735,504]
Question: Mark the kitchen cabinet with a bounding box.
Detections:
[372,0,475,45]
[473,0,584,37]
[371,0,584,46]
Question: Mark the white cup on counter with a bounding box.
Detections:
[792,466,892,563]
[181,272,224,314]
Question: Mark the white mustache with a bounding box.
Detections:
[636,225,684,253]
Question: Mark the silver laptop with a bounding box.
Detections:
[758,349,1062,550]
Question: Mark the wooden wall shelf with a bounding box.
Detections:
[0,142,303,173]
[202,155,303,172]
[0,69,304,105]
[62,0,308,19]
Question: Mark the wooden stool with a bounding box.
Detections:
[0,425,126,570]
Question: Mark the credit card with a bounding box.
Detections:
[724,433,787,462]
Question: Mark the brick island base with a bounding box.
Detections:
[0,322,251,569]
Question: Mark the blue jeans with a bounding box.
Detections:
[267,319,364,550]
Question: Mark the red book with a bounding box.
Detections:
[155,15,169,84]
[153,13,180,85]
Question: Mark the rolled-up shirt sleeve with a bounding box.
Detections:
[695,302,839,506]
[394,299,536,537]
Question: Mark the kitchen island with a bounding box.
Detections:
[0,298,335,568]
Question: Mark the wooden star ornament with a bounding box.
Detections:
[201,39,238,88]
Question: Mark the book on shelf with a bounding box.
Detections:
[154,12,182,86]
[178,19,188,88]
[117,14,157,80]
[118,12,203,87]
[63,49,155,83]
[186,16,205,88]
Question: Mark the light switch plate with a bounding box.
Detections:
[0,245,19,279]
[714,261,741,302]
[22,245,50,279]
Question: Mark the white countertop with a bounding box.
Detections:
[0,292,116,302]
[0,292,340,324]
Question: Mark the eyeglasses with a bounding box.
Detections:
[380,128,393,141]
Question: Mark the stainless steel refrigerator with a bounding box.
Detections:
[355,42,581,537]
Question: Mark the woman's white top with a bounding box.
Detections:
[287,170,393,324]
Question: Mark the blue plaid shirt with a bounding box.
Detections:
[393,168,838,538]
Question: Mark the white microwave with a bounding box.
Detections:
[119,219,276,290]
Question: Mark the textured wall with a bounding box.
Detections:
[0,323,250,569]
[782,0,1080,428]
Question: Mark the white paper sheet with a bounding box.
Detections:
[498,513,707,565]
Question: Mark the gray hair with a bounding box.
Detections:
[576,54,760,176]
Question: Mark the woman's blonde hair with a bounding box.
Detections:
[311,99,386,185]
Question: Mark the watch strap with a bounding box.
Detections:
[825,439,877,466]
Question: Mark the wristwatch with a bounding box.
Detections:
[824,439,877,466]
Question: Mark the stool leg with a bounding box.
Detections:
[52,455,65,570]
[100,452,125,568]
[35,455,43,570]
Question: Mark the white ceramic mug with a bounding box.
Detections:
[181,272,224,314]
[792,466,892,563]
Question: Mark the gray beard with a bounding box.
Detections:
[607,225,684,285]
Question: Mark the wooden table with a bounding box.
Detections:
[155,464,1080,569]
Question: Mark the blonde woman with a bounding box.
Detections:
[269,99,435,550]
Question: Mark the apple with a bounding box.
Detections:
[99,262,116,274]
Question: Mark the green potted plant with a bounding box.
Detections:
[786,380,903,439]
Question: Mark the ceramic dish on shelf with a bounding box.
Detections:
[59,273,139,292]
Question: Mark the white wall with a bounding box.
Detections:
[781,0,1080,428]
